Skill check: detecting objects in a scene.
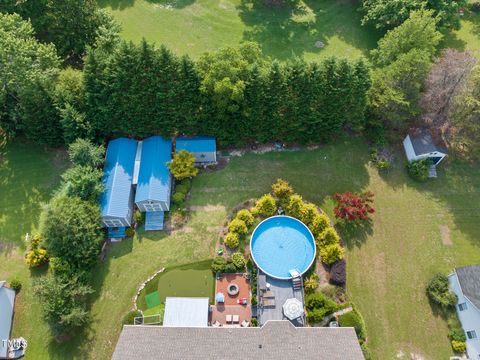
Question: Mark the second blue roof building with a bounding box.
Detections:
[135,136,172,212]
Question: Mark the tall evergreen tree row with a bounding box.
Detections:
[84,41,371,145]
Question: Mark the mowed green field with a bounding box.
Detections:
[2,139,480,359]
[98,0,380,60]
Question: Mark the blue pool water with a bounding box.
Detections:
[250,216,316,279]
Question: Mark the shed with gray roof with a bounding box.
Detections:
[403,128,448,165]
[113,320,364,360]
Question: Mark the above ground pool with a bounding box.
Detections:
[250,215,316,280]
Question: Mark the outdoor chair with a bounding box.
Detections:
[241,320,250,327]
[226,314,232,323]
[232,315,240,323]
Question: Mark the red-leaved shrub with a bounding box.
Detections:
[333,191,375,221]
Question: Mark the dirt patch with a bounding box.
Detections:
[440,225,452,245]
[201,157,229,173]
[315,260,330,285]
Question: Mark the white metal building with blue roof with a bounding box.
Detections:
[175,136,217,165]
[100,138,138,238]
[135,136,172,231]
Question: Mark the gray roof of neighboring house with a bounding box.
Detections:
[112,320,364,360]
[0,281,16,358]
[456,265,480,310]
[409,129,448,156]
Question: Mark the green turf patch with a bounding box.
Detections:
[145,291,161,309]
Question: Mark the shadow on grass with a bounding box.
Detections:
[98,0,195,9]
[236,0,381,60]
[97,0,136,10]
[337,220,373,250]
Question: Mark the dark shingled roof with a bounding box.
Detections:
[113,320,364,360]
[409,128,448,155]
[456,265,480,310]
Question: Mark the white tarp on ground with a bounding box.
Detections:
[0,281,16,358]
[163,297,209,327]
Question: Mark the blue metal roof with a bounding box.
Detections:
[100,138,138,218]
[135,136,172,203]
[176,136,216,153]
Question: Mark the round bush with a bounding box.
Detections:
[232,252,246,270]
[236,209,254,227]
[309,214,330,237]
[253,194,277,217]
[319,243,344,265]
[300,203,319,226]
[338,309,366,341]
[125,227,135,237]
[330,259,346,286]
[427,273,457,308]
[271,179,294,202]
[304,273,319,294]
[317,227,340,247]
[175,184,189,194]
[212,256,227,273]
[227,218,248,236]
[406,159,430,182]
[285,194,305,219]
[26,248,48,268]
[9,278,22,292]
[172,191,186,205]
[122,310,142,326]
[224,232,240,249]
[451,340,466,353]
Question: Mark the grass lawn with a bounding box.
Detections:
[137,260,215,311]
[3,138,480,359]
[98,0,380,61]
[444,12,480,56]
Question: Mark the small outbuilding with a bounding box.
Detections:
[175,136,217,165]
[403,128,448,165]
[0,281,15,359]
[100,138,138,237]
[163,297,209,327]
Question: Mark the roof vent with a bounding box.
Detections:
[258,344,262,349]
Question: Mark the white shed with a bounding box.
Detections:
[403,128,447,166]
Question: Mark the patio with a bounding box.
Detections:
[210,273,251,326]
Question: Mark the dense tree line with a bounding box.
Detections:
[0,0,111,64]
[361,0,467,30]
[84,41,371,145]
[367,10,442,133]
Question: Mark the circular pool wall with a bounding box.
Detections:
[250,215,316,280]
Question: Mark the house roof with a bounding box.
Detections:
[112,320,364,360]
[135,136,172,204]
[100,138,138,218]
[408,128,448,156]
[456,265,480,310]
[176,136,216,153]
[163,297,209,327]
[0,281,16,358]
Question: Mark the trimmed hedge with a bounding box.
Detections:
[338,309,366,341]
